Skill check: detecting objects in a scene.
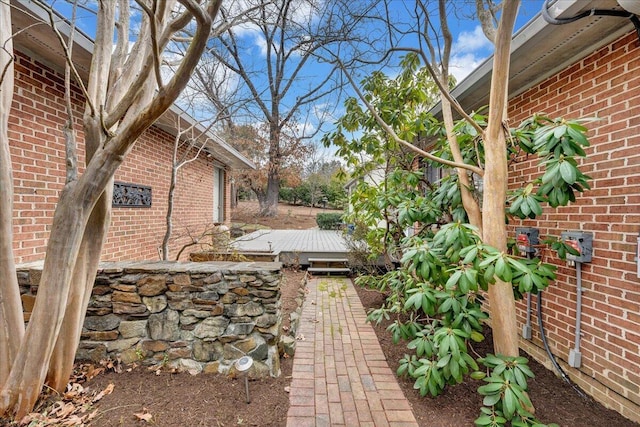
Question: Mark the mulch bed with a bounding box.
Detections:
[355,285,639,427]
[85,358,293,427]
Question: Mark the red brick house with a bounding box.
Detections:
[452,0,640,422]
[8,1,253,264]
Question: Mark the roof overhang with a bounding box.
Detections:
[436,0,635,115]
[154,106,255,170]
[10,0,255,170]
[10,0,93,80]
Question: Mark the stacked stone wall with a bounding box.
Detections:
[18,261,282,378]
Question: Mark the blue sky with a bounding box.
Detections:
[46,0,546,85]
[373,0,545,82]
[45,0,546,149]
[456,0,543,79]
[45,1,545,79]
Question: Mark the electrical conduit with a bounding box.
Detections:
[537,290,587,399]
[569,261,583,368]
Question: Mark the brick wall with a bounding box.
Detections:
[9,50,229,264]
[102,125,217,261]
[508,31,640,422]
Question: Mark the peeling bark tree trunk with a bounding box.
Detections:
[0,2,25,387]
[0,181,100,417]
[45,186,112,392]
[440,95,483,230]
[482,0,520,357]
[0,0,221,418]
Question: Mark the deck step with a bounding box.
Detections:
[307,267,351,275]
[308,257,349,271]
[307,258,349,263]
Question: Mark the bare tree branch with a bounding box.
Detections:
[62,0,78,184]
[201,0,373,216]
[161,112,216,260]
[134,0,165,90]
[37,0,96,116]
[476,0,498,43]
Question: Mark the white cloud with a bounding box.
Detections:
[450,25,494,82]
[452,25,493,55]
[253,34,269,57]
[450,52,488,82]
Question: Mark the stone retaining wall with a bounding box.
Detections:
[18,261,283,377]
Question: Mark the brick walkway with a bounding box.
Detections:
[286,277,419,427]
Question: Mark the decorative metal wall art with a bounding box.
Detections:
[112,182,152,207]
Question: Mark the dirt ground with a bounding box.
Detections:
[230,200,338,230]
[3,200,638,426]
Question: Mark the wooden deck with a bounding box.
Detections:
[231,229,349,265]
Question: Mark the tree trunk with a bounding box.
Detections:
[483,0,520,357]
[162,161,178,260]
[261,169,280,217]
[483,130,519,357]
[259,120,280,217]
[230,179,238,209]
[45,185,112,391]
[0,3,25,387]
[0,184,92,418]
[440,95,483,230]
[0,0,227,416]
[1,143,132,418]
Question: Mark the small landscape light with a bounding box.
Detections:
[235,356,253,404]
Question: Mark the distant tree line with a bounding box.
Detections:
[279,179,346,209]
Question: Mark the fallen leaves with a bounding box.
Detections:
[71,363,105,383]
[18,381,112,426]
[134,408,153,423]
[100,357,123,374]
[92,383,114,403]
[147,363,178,376]
[16,362,115,426]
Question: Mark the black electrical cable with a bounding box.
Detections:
[536,290,589,399]
[542,0,640,42]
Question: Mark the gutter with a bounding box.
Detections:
[431,0,634,117]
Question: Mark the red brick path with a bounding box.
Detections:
[286,277,419,427]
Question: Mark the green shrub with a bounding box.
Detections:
[316,212,343,230]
